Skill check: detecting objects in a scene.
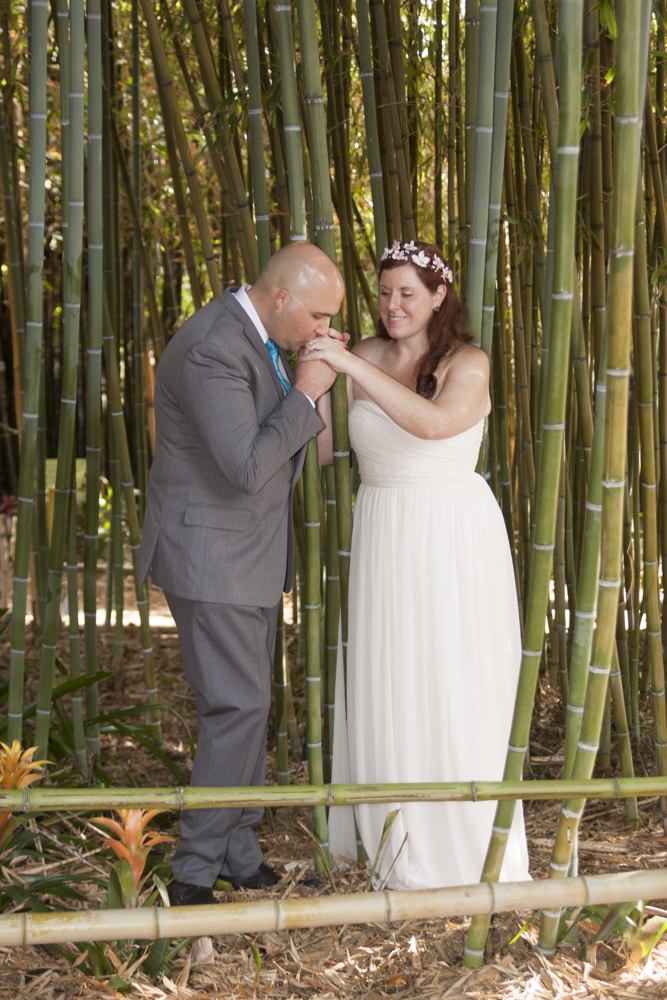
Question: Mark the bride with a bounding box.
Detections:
[302,240,530,890]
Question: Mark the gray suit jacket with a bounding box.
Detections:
[137,288,322,606]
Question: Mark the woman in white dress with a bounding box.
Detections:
[302,241,530,890]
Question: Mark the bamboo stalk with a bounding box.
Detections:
[465,0,584,966]
[6,0,49,745]
[242,0,271,270]
[83,0,103,757]
[109,119,165,360]
[140,0,223,297]
[537,0,648,958]
[101,293,162,745]
[0,869,665,947]
[3,776,667,813]
[34,0,86,760]
[179,0,259,281]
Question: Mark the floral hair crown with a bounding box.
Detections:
[380,240,453,284]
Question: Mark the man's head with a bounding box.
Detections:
[247,243,345,351]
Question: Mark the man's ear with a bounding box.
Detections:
[274,288,289,312]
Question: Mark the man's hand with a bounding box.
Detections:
[294,358,337,401]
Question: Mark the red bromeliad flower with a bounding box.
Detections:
[0,742,49,851]
[90,809,174,887]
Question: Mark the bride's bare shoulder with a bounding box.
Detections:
[350,336,388,362]
[442,343,489,377]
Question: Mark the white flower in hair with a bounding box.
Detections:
[404,240,418,253]
[411,250,431,268]
[432,257,454,283]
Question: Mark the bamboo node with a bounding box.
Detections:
[588,665,610,676]
[549,861,570,873]
[533,542,554,551]
[178,787,185,811]
[561,807,583,819]
[464,948,484,959]
[23,787,30,814]
[577,740,599,754]
[575,610,595,619]
[470,782,477,802]
[542,422,565,430]
[606,367,632,377]
[508,744,527,753]
[522,648,542,658]
[585,501,602,512]
[491,826,510,835]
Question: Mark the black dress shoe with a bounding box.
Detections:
[167,879,218,906]
[229,863,280,890]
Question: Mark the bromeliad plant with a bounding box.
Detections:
[0,741,48,851]
[90,808,174,908]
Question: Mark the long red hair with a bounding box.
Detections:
[377,242,471,399]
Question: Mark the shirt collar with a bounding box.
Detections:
[233,284,270,345]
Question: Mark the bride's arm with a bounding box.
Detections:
[302,340,490,440]
[313,375,355,465]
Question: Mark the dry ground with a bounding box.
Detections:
[1,573,667,998]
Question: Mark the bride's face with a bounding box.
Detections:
[377,265,446,341]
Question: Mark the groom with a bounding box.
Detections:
[138,243,345,905]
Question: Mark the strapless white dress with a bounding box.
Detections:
[329,400,530,890]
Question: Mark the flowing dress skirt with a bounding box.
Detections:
[329,402,531,890]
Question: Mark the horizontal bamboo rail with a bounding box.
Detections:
[3,777,667,813]
[0,869,664,947]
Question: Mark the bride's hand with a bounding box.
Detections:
[299,333,353,373]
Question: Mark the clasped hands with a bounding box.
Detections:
[293,330,350,401]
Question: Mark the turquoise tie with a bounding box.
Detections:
[266,338,291,394]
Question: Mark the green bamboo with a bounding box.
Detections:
[465,0,583,965]
[131,0,147,523]
[273,0,306,242]
[66,467,87,775]
[242,0,271,270]
[6,0,49,744]
[632,171,667,774]
[109,119,166,360]
[537,0,647,957]
[4,775,667,813]
[323,465,339,784]
[34,0,86,760]
[83,0,103,757]
[102,292,162,745]
[478,0,513,359]
[140,0,224,296]
[273,600,290,785]
[463,0,479,293]
[465,0,498,347]
[369,0,416,240]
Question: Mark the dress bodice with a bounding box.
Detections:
[349,400,484,489]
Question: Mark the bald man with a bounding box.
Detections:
[138,244,345,905]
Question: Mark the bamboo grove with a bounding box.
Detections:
[0,0,666,961]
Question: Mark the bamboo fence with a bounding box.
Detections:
[0,868,664,948]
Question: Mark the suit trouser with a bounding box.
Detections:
[164,592,281,887]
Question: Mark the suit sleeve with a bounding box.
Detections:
[179,339,323,496]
